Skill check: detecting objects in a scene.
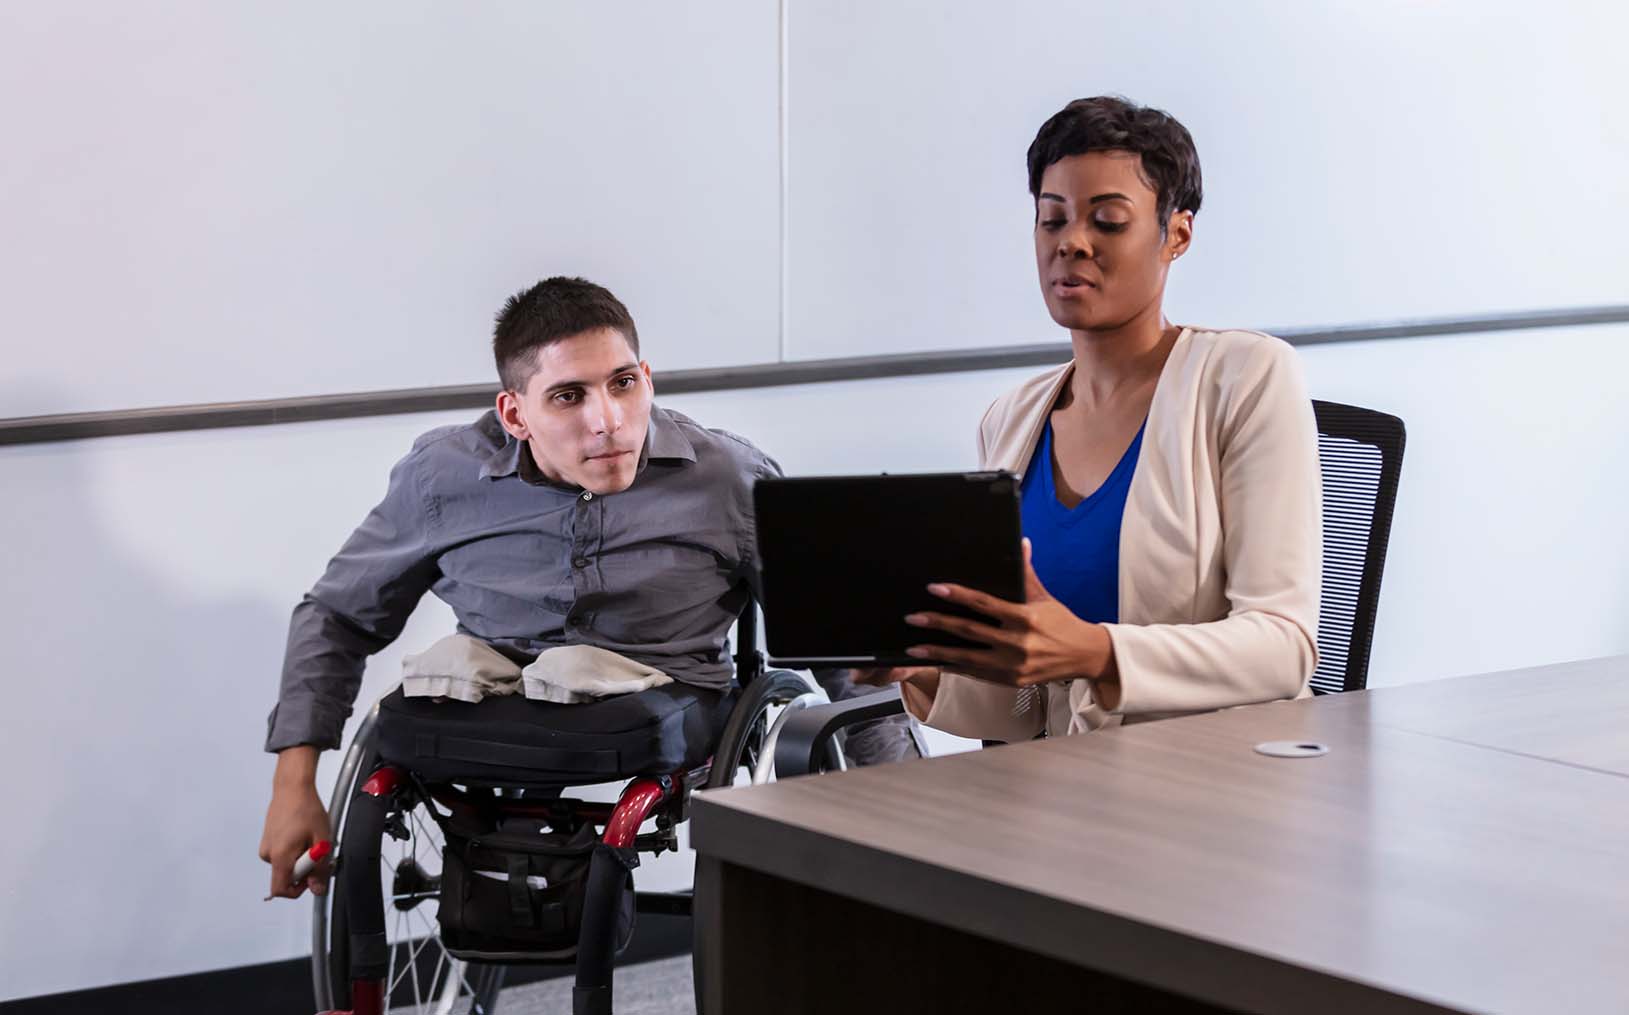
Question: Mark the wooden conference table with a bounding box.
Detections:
[690,657,1629,1013]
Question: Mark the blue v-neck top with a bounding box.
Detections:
[1019,418,1145,624]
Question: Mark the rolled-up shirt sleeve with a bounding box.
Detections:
[264,450,440,752]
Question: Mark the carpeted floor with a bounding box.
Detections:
[496,955,695,1015]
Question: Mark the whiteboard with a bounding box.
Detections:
[784,0,1629,361]
[5,1,1625,418]
[0,1,781,417]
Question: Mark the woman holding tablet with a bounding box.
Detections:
[856,96,1321,739]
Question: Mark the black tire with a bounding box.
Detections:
[705,669,823,790]
[313,705,507,1014]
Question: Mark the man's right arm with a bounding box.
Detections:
[265,450,440,752]
[261,449,440,898]
[260,744,330,899]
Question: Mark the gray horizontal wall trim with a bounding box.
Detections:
[3,304,1626,447]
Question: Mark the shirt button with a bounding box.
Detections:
[573,557,589,569]
[581,492,593,501]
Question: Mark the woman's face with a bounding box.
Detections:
[1034,151,1192,332]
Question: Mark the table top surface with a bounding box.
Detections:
[692,656,1629,1014]
[1320,656,1629,778]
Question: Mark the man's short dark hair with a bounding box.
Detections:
[493,277,640,392]
[1026,96,1203,229]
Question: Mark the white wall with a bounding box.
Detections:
[8,0,1627,419]
[1298,325,1629,685]
[787,0,1629,360]
[3,325,1628,999]
[0,1,780,416]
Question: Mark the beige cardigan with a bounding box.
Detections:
[909,326,1322,741]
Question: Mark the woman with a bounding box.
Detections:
[859,96,1322,740]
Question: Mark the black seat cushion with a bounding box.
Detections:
[374,683,733,787]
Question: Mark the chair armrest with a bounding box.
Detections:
[773,686,909,779]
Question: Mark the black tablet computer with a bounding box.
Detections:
[753,471,1025,668]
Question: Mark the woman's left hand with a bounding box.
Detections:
[903,539,1113,688]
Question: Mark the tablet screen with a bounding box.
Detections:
[754,472,1025,666]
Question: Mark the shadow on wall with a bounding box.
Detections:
[0,384,300,1000]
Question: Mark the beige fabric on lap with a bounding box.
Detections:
[402,634,523,703]
[522,645,673,704]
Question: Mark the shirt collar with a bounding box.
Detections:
[476,412,524,480]
[477,404,696,483]
[643,405,698,465]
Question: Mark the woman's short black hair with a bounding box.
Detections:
[492,276,639,392]
[1026,96,1203,227]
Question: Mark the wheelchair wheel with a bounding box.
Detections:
[312,701,506,1014]
[705,669,823,790]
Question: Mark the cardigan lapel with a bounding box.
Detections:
[982,328,1194,480]
[984,363,1073,476]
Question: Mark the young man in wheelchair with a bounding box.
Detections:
[259,276,914,903]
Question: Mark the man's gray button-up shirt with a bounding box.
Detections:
[265,405,781,752]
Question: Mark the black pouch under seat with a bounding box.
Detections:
[437,816,635,960]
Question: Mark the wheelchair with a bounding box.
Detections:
[310,604,839,1015]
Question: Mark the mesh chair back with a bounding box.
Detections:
[1311,400,1406,694]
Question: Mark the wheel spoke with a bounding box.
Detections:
[452,962,480,1004]
[407,927,424,1012]
[404,906,466,1010]
[407,903,440,943]
[410,805,428,842]
[391,909,437,1001]
[408,904,474,1001]
[410,809,442,858]
[427,947,452,1015]
[386,911,404,995]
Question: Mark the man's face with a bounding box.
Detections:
[496,328,653,495]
